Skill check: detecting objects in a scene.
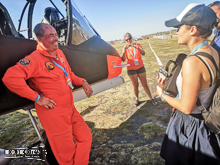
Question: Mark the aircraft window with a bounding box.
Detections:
[32,0,67,44]
[71,1,96,45]
[41,7,68,46]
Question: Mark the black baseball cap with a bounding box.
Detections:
[165,3,217,29]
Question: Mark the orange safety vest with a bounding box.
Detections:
[125,43,144,70]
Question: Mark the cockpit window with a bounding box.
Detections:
[71,0,96,45]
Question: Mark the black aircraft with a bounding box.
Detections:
[0,0,127,164]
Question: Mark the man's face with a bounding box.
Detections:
[38,25,59,54]
[211,5,220,18]
[211,5,220,30]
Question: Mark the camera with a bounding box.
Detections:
[158,67,168,79]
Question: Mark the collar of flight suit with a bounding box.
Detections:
[36,44,60,60]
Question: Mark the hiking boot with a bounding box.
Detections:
[151,99,158,105]
[135,99,140,106]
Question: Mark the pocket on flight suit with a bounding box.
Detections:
[52,130,76,157]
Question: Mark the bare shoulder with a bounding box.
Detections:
[183,56,200,69]
[182,56,204,78]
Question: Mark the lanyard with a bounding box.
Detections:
[190,41,208,55]
[128,44,136,58]
[48,57,68,77]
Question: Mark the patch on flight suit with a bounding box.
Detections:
[45,61,55,70]
[19,58,30,66]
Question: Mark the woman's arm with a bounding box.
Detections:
[122,44,128,62]
[137,47,145,55]
[134,43,145,55]
[157,57,201,114]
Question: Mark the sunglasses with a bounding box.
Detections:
[176,24,183,32]
[125,37,131,42]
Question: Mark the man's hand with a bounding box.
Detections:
[82,80,93,98]
[36,95,56,109]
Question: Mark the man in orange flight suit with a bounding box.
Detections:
[2,23,93,165]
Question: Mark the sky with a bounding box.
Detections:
[1,0,215,41]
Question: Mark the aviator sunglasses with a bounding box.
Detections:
[125,37,131,42]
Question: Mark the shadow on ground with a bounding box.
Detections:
[82,99,172,165]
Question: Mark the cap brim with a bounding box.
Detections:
[165,18,182,28]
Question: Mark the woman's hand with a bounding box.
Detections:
[156,75,166,98]
[133,43,141,49]
[156,86,164,98]
[134,43,145,55]
[157,76,166,87]
[133,43,138,48]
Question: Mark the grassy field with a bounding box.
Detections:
[0,35,190,164]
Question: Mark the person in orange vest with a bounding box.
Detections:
[2,23,93,165]
[121,33,157,106]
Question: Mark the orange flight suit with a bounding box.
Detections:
[125,44,144,70]
[2,44,92,165]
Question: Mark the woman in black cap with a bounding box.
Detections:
[156,3,220,165]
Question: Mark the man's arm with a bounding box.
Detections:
[2,57,39,101]
[69,71,93,98]
[2,56,56,109]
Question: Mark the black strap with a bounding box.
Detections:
[165,60,175,72]
[196,98,202,106]
[192,52,220,106]
[193,56,211,106]
[195,55,213,87]
[194,52,220,75]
